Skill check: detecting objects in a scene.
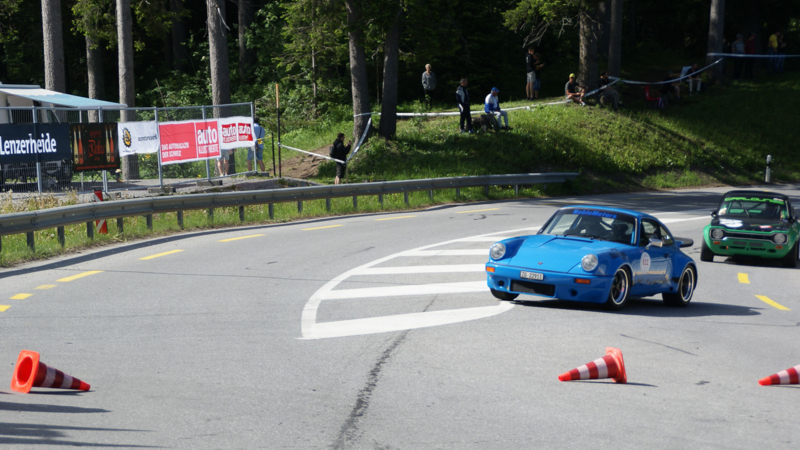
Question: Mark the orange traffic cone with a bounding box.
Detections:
[759,364,800,386]
[559,347,627,383]
[10,350,90,393]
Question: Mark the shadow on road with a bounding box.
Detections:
[513,297,761,317]
[0,422,159,448]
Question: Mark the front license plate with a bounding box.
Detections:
[520,271,544,281]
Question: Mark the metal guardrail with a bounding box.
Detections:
[0,173,579,250]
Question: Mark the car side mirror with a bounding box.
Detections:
[648,238,664,248]
[710,211,717,218]
[675,237,694,248]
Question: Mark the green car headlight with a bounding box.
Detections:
[773,233,788,245]
[711,228,724,240]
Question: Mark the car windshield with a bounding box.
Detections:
[717,196,788,220]
[541,208,637,245]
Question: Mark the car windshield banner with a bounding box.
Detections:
[0,123,70,164]
[71,124,121,172]
[118,121,159,157]
[217,116,254,150]
[159,120,221,165]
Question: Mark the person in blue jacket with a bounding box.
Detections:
[484,87,511,131]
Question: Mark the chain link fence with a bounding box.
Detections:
[0,103,253,195]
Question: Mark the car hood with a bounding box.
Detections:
[508,235,625,273]
[711,217,790,232]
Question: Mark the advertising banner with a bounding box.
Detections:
[0,123,71,164]
[159,120,220,166]
[71,124,120,172]
[218,116,254,150]
[118,121,159,157]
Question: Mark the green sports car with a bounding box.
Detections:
[701,190,799,267]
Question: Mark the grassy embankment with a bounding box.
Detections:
[1,73,798,267]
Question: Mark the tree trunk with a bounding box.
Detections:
[628,0,636,43]
[578,5,599,92]
[345,0,371,141]
[706,0,725,82]
[86,36,104,100]
[171,0,188,71]
[379,9,401,138]
[597,2,610,57]
[207,0,235,173]
[41,0,66,93]
[608,0,623,77]
[238,0,255,83]
[117,0,139,179]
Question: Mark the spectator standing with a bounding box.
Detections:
[248,121,267,173]
[484,87,511,130]
[456,78,473,134]
[533,53,545,99]
[767,31,780,74]
[599,71,622,110]
[564,73,586,105]
[732,34,745,81]
[525,47,536,100]
[776,33,787,74]
[422,64,436,110]
[744,32,756,80]
[680,63,702,95]
[331,133,352,185]
[216,149,230,176]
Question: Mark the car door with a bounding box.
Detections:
[631,219,669,294]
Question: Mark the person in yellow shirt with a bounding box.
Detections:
[767,31,781,74]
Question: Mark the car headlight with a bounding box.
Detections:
[773,233,788,245]
[710,228,724,240]
[490,243,506,260]
[581,254,599,272]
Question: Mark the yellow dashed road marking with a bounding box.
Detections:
[303,225,343,231]
[0,305,10,312]
[57,271,104,282]
[456,208,499,214]
[375,216,416,221]
[140,250,184,260]
[738,273,750,284]
[35,285,57,290]
[9,293,32,300]
[218,234,265,242]
[756,295,790,311]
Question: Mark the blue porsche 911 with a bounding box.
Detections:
[485,206,698,310]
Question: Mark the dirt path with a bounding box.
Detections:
[274,145,330,179]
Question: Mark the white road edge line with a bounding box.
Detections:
[355,264,486,275]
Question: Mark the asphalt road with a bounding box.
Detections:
[1,183,799,449]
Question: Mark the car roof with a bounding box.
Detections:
[720,190,790,200]
[558,205,656,220]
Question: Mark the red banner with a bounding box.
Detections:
[159,120,220,165]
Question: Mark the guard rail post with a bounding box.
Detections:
[208,209,214,222]
[353,196,358,211]
[268,204,274,219]
[485,186,489,196]
[456,188,460,199]
[404,192,409,206]
[378,194,383,207]
[298,201,303,214]
[239,206,245,222]
[429,190,434,201]
[146,214,153,230]
[86,222,94,239]
[177,211,184,229]
[514,184,519,197]
[117,218,124,234]
[57,227,65,247]
[326,199,331,211]
[26,232,34,252]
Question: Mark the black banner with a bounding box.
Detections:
[71,124,120,172]
[0,123,71,164]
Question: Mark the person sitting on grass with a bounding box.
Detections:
[564,73,586,106]
[660,70,681,101]
[484,87,512,131]
[599,71,622,110]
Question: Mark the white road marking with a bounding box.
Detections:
[301,225,540,340]
[399,249,488,257]
[320,281,487,301]
[457,236,520,242]
[356,264,486,275]
[659,216,709,224]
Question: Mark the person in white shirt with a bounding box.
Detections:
[484,87,511,130]
[680,63,702,95]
